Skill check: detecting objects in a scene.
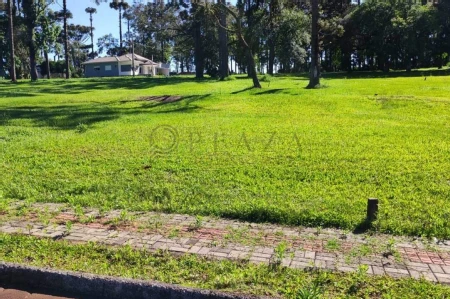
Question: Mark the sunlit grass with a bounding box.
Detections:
[1,71,449,237]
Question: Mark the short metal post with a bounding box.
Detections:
[367,198,379,222]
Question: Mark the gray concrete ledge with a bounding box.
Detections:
[0,262,266,299]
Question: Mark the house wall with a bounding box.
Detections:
[84,62,119,78]
[118,61,140,76]
[141,65,156,76]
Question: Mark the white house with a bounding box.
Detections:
[82,54,170,78]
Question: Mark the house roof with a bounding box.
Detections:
[82,56,119,64]
[141,62,158,66]
[82,54,157,65]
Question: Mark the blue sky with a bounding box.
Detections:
[50,0,125,53]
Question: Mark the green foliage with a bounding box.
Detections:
[296,281,322,299]
[75,123,88,133]
[325,239,340,251]
[274,9,310,73]
[346,2,445,71]
[193,216,204,229]
[260,74,273,82]
[273,241,288,265]
[222,76,236,81]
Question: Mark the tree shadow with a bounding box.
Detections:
[231,86,255,94]
[273,69,450,80]
[0,76,217,96]
[142,94,211,114]
[0,92,38,98]
[234,75,252,80]
[322,69,450,80]
[0,105,120,129]
[254,88,287,95]
[0,94,211,130]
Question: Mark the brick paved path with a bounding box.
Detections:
[1,202,450,285]
[0,288,74,299]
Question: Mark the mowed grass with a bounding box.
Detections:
[0,72,449,237]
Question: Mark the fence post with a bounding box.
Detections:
[367,198,379,223]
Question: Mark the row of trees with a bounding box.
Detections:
[0,0,105,81]
[1,0,450,88]
[122,0,449,87]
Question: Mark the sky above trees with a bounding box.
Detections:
[50,0,121,53]
[48,0,240,54]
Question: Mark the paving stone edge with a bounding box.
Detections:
[0,262,268,299]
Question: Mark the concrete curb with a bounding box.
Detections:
[0,262,266,299]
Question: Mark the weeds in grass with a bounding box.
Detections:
[26,224,33,235]
[75,123,88,133]
[169,228,180,238]
[383,238,402,262]
[146,215,164,231]
[325,239,341,251]
[65,221,73,233]
[80,215,96,224]
[0,198,9,215]
[74,206,84,218]
[272,241,288,266]
[296,281,322,299]
[189,216,204,231]
[347,265,370,295]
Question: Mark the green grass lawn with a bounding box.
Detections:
[1,72,449,238]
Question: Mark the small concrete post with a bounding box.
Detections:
[367,198,379,222]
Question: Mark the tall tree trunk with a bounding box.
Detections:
[63,0,70,79]
[218,0,229,80]
[127,18,130,52]
[23,0,38,81]
[7,0,17,82]
[267,0,279,75]
[307,0,320,89]
[236,30,260,88]
[90,13,94,57]
[193,9,204,79]
[119,6,123,48]
[28,30,38,81]
[268,38,275,75]
[44,51,50,79]
[246,49,260,88]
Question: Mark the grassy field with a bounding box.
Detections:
[1,234,449,298]
[0,72,449,238]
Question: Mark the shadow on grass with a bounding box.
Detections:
[144,94,211,114]
[0,76,217,97]
[255,88,287,95]
[0,91,38,98]
[352,220,373,235]
[231,86,255,94]
[274,68,450,80]
[0,94,211,130]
